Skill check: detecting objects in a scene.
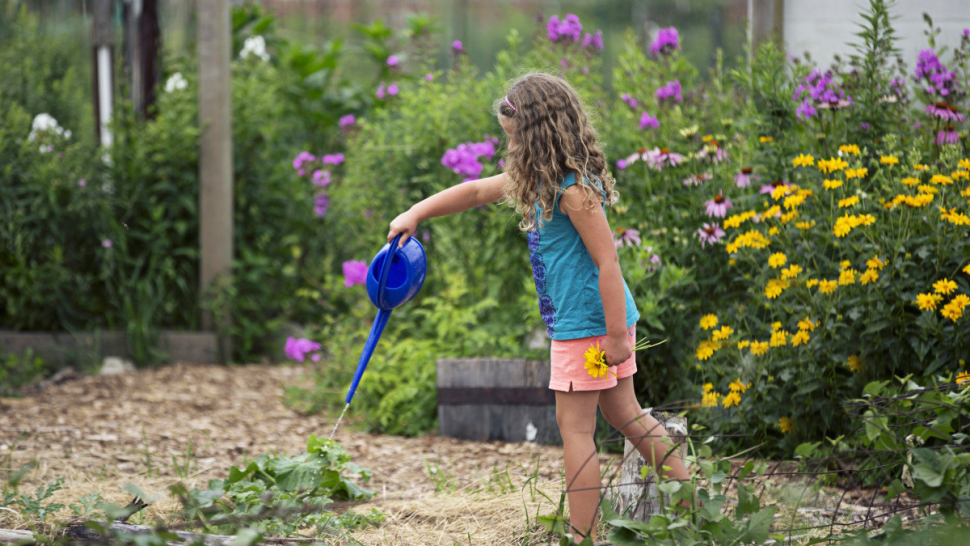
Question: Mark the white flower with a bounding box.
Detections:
[164,72,188,93]
[240,35,269,61]
[28,113,68,141]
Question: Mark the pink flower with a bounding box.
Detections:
[293,151,316,175]
[696,142,728,163]
[376,83,386,99]
[638,112,659,130]
[696,223,725,248]
[387,84,399,96]
[621,93,639,109]
[682,172,712,186]
[425,73,434,81]
[78,178,87,187]
[101,239,112,248]
[322,153,344,165]
[616,159,627,170]
[342,260,368,287]
[734,167,756,188]
[937,125,959,145]
[386,55,400,67]
[925,102,964,122]
[704,194,732,218]
[284,336,321,362]
[613,228,641,248]
[760,180,790,194]
[339,114,356,128]
[452,40,463,51]
[312,170,331,187]
[314,193,330,217]
[638,147,685,171]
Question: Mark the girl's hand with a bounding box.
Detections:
[388,209,420,247]
[604,332,632,367]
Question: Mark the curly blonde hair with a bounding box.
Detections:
[494,72,617,232]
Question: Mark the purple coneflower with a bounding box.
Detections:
[646,253,662,272]
[342,260,368,287]
[613,228,641,248]
[760,180,791,195]
[697,223,725,248]
[639,112,660,130]
[704,193,732,218]
[734,167,755,188]
[643,147,685,170]
[682,172,712,186]
[937,125,959,145]
[696,141,728,163]
[925,101,965,122]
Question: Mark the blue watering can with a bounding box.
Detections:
[344,232,427,404]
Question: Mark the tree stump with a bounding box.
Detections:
[436,358,561,445]
[612,411,688,520]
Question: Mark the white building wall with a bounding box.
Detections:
[783,0,970,70]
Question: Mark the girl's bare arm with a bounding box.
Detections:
[388,173,507,245]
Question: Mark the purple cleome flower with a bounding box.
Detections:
[546,14,582,42]
[616,159,627,170]
[425,73,434,81]
[386,55,400,67]
[621,93,639,109]
[339,114,356,128]
[322,153,345,165]
[342,260,368,287]
[655,80,683,104]
[441,140,496,179]
[293,151,316,175]
[639,112,660,130]
[314,193,330,218]
[312,170,331,187]
[284,336,321,362]
[650,27,680,56]
[452,40,463,51]
[793,69,852,119]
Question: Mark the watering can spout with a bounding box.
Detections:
[344,233,427,404]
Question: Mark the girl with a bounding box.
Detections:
[387,72,690,544]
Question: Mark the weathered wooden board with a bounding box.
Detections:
[0,330,218,365]
[437,358,561,445]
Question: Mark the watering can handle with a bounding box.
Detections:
[377,233,403,308]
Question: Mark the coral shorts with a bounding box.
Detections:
[549,324,638,392]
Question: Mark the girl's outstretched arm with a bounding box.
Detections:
[387,173,507,246]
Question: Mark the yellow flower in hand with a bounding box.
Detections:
[583,341,613,379]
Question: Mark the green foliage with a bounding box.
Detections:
[0,348,50,396]
[175,435,380,537]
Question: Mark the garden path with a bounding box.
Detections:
[1,363,598,544]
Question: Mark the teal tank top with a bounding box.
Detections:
[527,172,640,340]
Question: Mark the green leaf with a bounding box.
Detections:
[737,506,776,544]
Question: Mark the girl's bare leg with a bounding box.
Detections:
[598,377,689,482]
[556,387,603,544]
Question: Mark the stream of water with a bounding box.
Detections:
[329,402,350,440]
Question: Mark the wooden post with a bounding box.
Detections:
[613,411,688,520]
[198,0,233,362]
[748,0,784,49]
[122,0,160,118]
[91,0,114,147]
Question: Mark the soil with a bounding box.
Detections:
[0,363,599,544]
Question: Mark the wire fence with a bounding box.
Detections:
[553,381,970,543]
